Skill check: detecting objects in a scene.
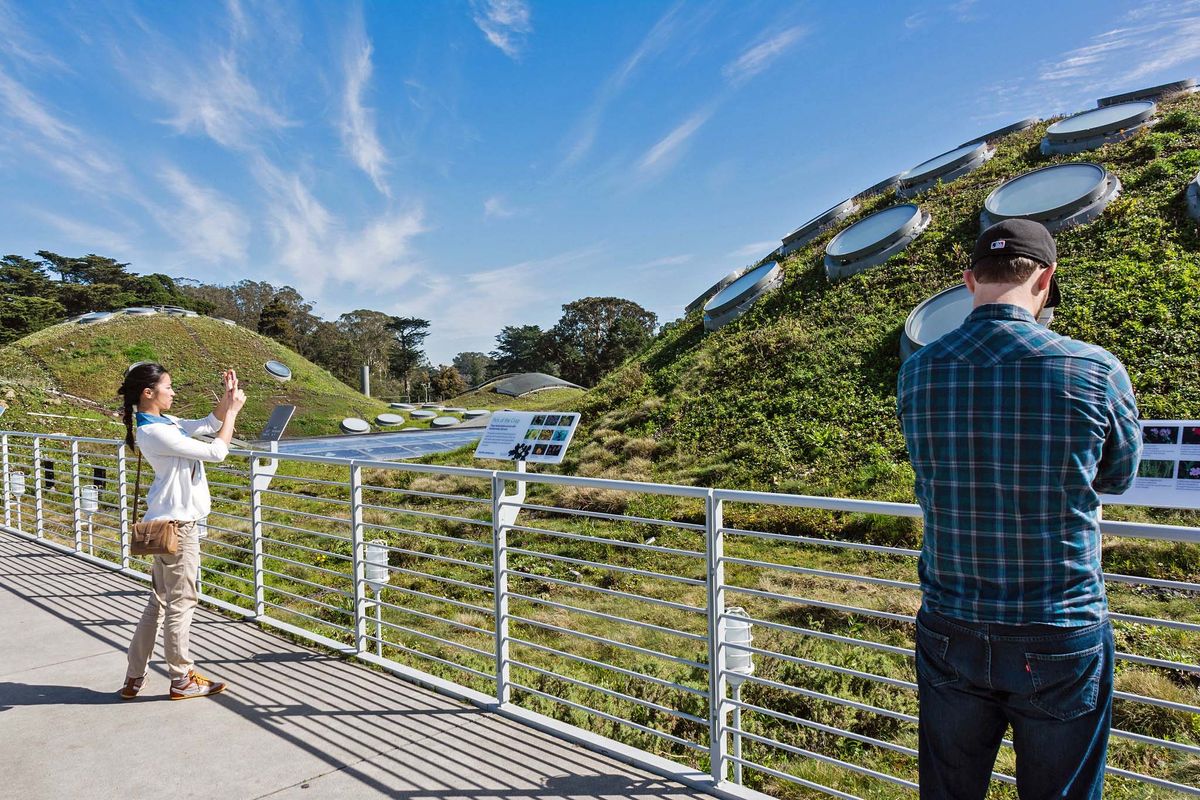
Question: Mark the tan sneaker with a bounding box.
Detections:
[119,675,144,700]
[169,670,227,700]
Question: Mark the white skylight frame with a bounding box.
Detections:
[702,260,784,331]
[980,162,1122,233]
[960,118,1039,146]
[1041,101,1156,155]
[1097,78,1196,107]
[897,141,994,198]
[823,203,931,280]
[778,198,858,256]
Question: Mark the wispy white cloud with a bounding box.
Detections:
[561,1,686,167]
[948,0,981,22]
[33,210,138,257]
[483,195,520,219]
[0,0,66,70]
[154,165,250,263]
[637,254,693,269]
[638,107,714,174]
[340,10,389,196]
[722,25,807,85]
[726,241,777,261]
[903,12,930,31]
[471,0,532,59]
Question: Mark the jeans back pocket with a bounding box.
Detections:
[915,621,958,687]
[1025,643,1104,721]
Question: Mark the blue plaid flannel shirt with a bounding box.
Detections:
[897,303,1142,625]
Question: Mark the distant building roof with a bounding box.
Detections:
[485,372,584,397]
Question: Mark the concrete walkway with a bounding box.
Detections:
[0,532,707,800]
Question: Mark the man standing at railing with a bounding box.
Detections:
[897,219,1141,799]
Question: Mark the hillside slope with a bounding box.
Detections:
[0,314,391,438]
[572,93,1200,507]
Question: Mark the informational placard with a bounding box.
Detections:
[1100,420,1200,510]
[259,404,296,442]
[474,411,580,464]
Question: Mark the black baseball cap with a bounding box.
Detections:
[971,219,1060,307]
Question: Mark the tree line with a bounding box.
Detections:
[0,251,659,401]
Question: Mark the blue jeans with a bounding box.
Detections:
[916,608,1113,800]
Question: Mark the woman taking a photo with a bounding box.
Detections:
[117,363,245,700]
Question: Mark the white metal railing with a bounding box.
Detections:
[1,430,1197,799]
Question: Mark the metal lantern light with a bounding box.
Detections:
[725,607,755,683]
[81,485,99,514]
[9,471,26,496]
[365,539,391,589]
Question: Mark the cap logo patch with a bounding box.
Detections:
[990,239,1006,250]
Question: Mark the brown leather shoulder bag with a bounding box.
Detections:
[130,450,179,556]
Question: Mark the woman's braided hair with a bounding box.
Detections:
[117,363,167,449]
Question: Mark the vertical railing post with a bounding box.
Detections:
[117,444,131,569]
[350,464,368,654]
[250,456,266,618]
[32,436,44,539]
[492,471,510,704]
[71,440,82,552]
[2,434,10,529]
[706,489,729,783]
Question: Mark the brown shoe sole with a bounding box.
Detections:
[119,691,139,700]
[169,683,227,700]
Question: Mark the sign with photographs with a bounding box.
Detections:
[473,411,580,464]
[1100,420,1200,510]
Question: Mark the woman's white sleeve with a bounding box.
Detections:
[175,413,222,438]
[138,425,229,463]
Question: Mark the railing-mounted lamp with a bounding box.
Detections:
[9,471,26,529]
[81,484,99,554]
[365,539,391,656]
[725,607,754,784]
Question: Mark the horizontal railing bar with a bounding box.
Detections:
[261,568,353,599]
[722,613,913,657]
[509,636,708,697]
[1104,766,1200,796]
[509,614,706,669]
[1100,519,1200,544]
[258,472,349,488]
[493,469,710,500]
[724,756,862,800]
[510,658,708,724]
[258,486,351,506]
[259,600,353,634]
[1114,690,1200,716]
[1110,612,1200,634]
[262,551,351,580]
[729,698,917,758]
[506,501,707,532]
[728,642,917,691]
[723,556,919,591]
[509,681,706,751]
[359,501,492,528]
[361,482,490,505]
[359,523,492,550]
[1115,651,1199,674]
[1104,572,1200,593]
[371,617,494,659]
[261,518,351,543]
[375,544,490,572]
[509,590,706,641]
[385,564,494,594]
[196,550,252,573]
[717,488,924,518]
[199,521,252,538]
[365,635,494,682]
[262,584,352,616]
[507,523,705,558]
[199,583,255,603]
[200,537,254,556]
[506,546,706,586]
[505,568,705,613]
[379,583,495,615]
[1110,727,1200,756]
[372,597,495,637]
[735,729,919,790]
[726,584,914,623]
[258,503,347,524]
[260,535,352,563]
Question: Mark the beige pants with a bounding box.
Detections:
[126,521,200,681]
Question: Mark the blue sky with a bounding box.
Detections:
[2,1,1199,363]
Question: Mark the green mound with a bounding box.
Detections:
[577,93,1200,507]
[0,314,392,439]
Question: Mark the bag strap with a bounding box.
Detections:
[132,450,143,525]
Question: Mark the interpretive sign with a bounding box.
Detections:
[474,411,580,464]
[259,404,296,442]
[1100,420,1200,510]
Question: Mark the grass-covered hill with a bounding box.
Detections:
[0,314,393,439]
[570,92,1200,513]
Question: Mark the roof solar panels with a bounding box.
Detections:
[1041,101,1156,155]
[431,416,459,428]
[340,417,370,434]
[1097,78,1196,107]
[901,284,973,360]
[686,266,751,315]
[897,141,994,198]
[77,311,114,325]
[702,260,784,331]
[410,409,437,420]
[779,199,858,256]
[824,203,931,279]
[1188,171,1200,221]
[980,162,1121,232]
[856,173,902,200]
[264,360,292,381]
[960,118,1039,146]
[376,413,404,426]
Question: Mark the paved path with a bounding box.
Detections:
[0,532,707,800]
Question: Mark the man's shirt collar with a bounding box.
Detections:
[964,303,1037,324]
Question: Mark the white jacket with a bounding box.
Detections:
[135,412,228,523]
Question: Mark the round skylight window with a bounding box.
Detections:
[410,409,437,420]
[898,141,993,198]
[389,402,416,410]
[77,311,114,325]
[376,413,404,426]
[431,416,459,428]
[123,307,158,316]
[702,260,784,331]
[901,284,974,360]
[1041,101,1156,155]
[960,118,1039,146]
[1097,78,1195,107]
[340,417,370,434]
[463,409,490,419]
[823,203,931,279]
[443,407,467,414]
[857,173,902,200]
[981,162,1121,232]
[686,266,750,314]
[779,199,858,256]
[1187,171,1200,222]
[264,360,292,381]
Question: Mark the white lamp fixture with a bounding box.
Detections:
[365,539,391,589]
[724,607,755,684]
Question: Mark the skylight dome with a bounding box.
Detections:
[687,266,750,314]
[856,173,902,200]
[264,360,292,382]
[897,141,993,198]
[901,284,973,360]
[122,307,158,316]
[981,162,1121,232]
[960,118,1039,146]
[340,417,370,434]
[77,311,114,325]
[778,199,858,256]
[431,416,459,428]
[410,409,437,420]
[1097,78,1196,107]
[823,204,930,279]
[702,260,784,331]
[376,413,404,426]
[1187,171,1200,221]
[1041,101,1156,155]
